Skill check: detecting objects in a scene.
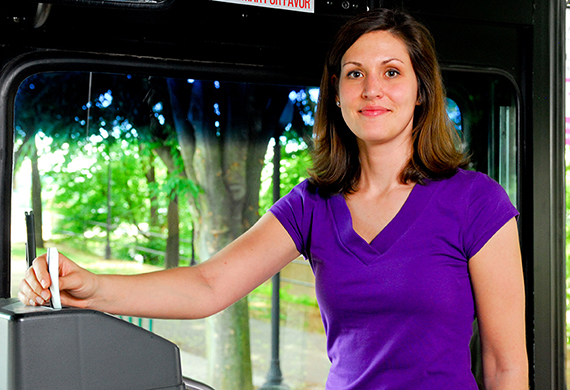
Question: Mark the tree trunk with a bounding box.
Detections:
[189,81,253,390]
[206,299,252,389]
[153,145,181,268]
[105,158,112,260]
[145,151,159,228]
[30,136,44,249]
[166,79,289,390]
[165,194,180,269]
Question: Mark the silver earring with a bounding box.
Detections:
[336,101,340,107]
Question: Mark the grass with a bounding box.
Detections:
[12,241,162,275]
[252,281,318,307]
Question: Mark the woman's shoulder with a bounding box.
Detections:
[448,167,488,181]
[285,178,330,201]
[439,168,503,191]
[284,178,314,199]
[427,169,512,208]
[272,179,326,213]
[438,169,515,213]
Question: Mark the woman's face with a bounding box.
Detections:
[336,30,418,150]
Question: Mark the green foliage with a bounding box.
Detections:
[50,138,150,235]
[259,88,316,214]
[259,137,312,215]
[152,138,201,201]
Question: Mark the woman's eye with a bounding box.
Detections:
[385,69,400,78]
[347,70,363,79]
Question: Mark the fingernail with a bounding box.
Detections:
[40,279,48,289]
[28,299,36,306]
[35,296,44,305]
[41,291,50,301]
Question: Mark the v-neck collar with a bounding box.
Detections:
[330,179,437,265]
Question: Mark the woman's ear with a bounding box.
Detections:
[416,79,423,105]
[331,74,339,91]
[331,75,340,107]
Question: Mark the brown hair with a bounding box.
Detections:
[308,8,468,195]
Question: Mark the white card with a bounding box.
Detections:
[47,247,62,309]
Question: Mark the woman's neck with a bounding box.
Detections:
[356,138,413,195]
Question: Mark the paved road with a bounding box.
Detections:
[154,317,330,389]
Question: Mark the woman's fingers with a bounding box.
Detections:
[19,256,52,306]
[32,255,51,290]
[18,280,50,306]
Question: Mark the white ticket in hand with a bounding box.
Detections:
[47,247,62,309]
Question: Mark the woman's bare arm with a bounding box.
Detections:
[19,212,300,319]
[469,217,528,389]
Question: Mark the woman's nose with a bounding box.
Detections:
[362,75,384,99]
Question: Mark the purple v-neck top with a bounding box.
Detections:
[269,169,518,389]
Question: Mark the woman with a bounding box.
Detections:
[19,8,528,389]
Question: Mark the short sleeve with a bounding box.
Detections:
[268,180,311,257]
[463,173,519,259]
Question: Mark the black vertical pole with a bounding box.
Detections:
[260,135,289,390]
[105,158,112,260]
[25,211,36,268]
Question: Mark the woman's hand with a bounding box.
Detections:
[18,252,100,309]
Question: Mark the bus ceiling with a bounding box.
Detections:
[0,1,532,85]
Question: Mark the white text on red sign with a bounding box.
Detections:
[212,0,314,14]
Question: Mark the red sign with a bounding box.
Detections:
[212,0,314,13]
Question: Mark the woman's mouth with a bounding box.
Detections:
[359,106,390,117]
